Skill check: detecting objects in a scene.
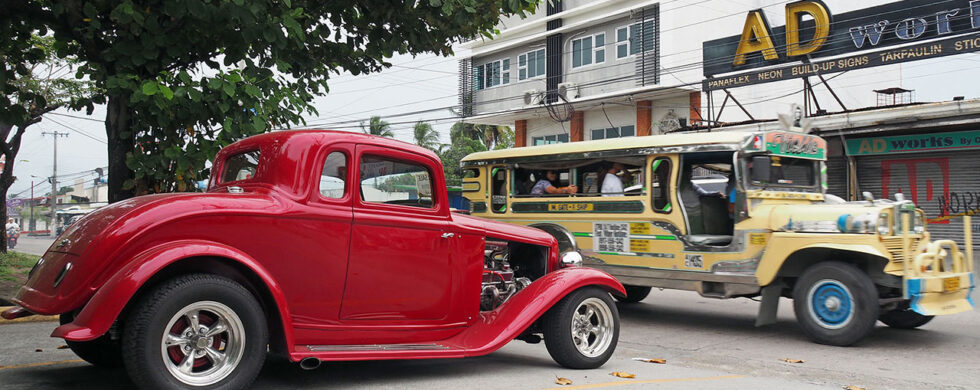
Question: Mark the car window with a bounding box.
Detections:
[319,151,347,199]
[221,150,260,183]
[359,155,434,208]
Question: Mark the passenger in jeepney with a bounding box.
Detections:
[531,170,577,195]
[600,163,625,196]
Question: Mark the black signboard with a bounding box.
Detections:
[704,32,980,91]
[703,0,980,76]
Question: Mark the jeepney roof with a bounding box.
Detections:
[462,130,758,164]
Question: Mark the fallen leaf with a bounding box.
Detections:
[633,358,667,364]
[35,349,43,352]
[844,386,866,390]
[610,371,636,378]
[554,377,573,386]
[57,345,69,350]
[780,358,805,364]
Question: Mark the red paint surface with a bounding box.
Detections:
[881,157,950,224]
[12,130,615,361]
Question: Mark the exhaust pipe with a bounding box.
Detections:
[299,357,321,370]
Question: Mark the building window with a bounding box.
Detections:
[572,33,605,68]
[474,59,510,91]
[532,133,570,145]
[617,20,656,59]
[591,125,635,140]
[519,49,546,80]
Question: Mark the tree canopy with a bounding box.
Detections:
[4,0,541,201]
[412,120,440,150]
[361,116,394,138]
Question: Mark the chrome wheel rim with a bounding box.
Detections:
[807,279,854,330]
[161,301,246,386]
[570,297,614,358]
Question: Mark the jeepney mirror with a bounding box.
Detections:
[750,156,770,183]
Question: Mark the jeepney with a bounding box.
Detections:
[461,128,974,346]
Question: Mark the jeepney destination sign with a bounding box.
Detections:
[702,0,980,89]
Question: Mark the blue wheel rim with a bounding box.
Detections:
[808,280,853,329]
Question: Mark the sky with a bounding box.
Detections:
[10,0,980,198]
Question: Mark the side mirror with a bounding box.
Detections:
[750,156,770,183]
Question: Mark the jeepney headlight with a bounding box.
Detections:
[913,212,925,234]
[876,213,890,235]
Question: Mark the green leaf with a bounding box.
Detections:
[222,83,236,98]
[159,85,174,100]
[141,81,159,96]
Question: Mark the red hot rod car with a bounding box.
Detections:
[3,130,625,389]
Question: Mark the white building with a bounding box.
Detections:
[457,0,903,146]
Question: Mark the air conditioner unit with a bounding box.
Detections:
[557,83,579,99]
[523,90,543,106]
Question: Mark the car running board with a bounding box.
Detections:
[306,344,450,352]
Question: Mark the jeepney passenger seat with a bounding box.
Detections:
[690,196,733,246]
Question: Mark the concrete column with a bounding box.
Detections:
[636,100,652,136]
[570,111,584,142]
[515,120,527,147]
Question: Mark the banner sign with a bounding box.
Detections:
[845,130,980,156]
[704,32,980,90]
[745,131,827,159]
[703,0,980,77]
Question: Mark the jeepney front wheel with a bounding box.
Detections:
[613,285,652,303]
[792,262,879,346]
[879,307,934,329]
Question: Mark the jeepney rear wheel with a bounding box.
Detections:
[543,287,620,369]
[879,307,934,329]
[59,312,123,368]
[792,261,879,346]
[122,274,268,390]
[614,285,652,303]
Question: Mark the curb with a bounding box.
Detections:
[0,307,59,324]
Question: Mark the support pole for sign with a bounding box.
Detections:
[724,89,756,121]
[816,72,847,112]
[706,89,714,131]
[716,91,731,120]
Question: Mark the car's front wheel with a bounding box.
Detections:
[543,287,619,369]
[792,262,879,346]
[122,274,268,390]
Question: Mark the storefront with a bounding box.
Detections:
[815,104,980,246]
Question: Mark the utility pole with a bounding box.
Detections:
[42,131,68,235]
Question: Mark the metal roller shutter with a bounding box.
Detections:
[825,155,848,199]
[855,150,980,247]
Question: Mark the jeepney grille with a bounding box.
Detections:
[881,237,921,263]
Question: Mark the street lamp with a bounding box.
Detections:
[29,175,37,233]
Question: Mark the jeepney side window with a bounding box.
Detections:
[490,166,508,213]
[651,158,672,213]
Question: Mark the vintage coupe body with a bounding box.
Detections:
[3,131,625,389]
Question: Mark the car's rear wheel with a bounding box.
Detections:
[613,285,651,303]
[792,262,879,346]
[122,274,267,390]
[59,313,122,368]
[880,307,934,329]
[543,287,619,369]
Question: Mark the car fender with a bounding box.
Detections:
[52,240,294,347]
[448,267,624,356]
[756,236,890,286]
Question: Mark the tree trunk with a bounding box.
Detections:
[106,95,135,203]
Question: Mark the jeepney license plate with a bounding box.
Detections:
[943,277,960,292]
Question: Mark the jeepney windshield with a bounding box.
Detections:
[746,155,818,189]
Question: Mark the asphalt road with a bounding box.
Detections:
[11,235,55,257]
[2,287,977,390]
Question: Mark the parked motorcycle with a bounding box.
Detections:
[6,228,18,249]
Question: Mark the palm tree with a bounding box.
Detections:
[412,121,440,150]
[361,116,394,138]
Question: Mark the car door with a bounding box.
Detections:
[340,144,454,321]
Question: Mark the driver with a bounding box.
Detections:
[6,218,20,233]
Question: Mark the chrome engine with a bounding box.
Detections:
[481,240,532,311]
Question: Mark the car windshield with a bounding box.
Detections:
[747,155,816,189]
